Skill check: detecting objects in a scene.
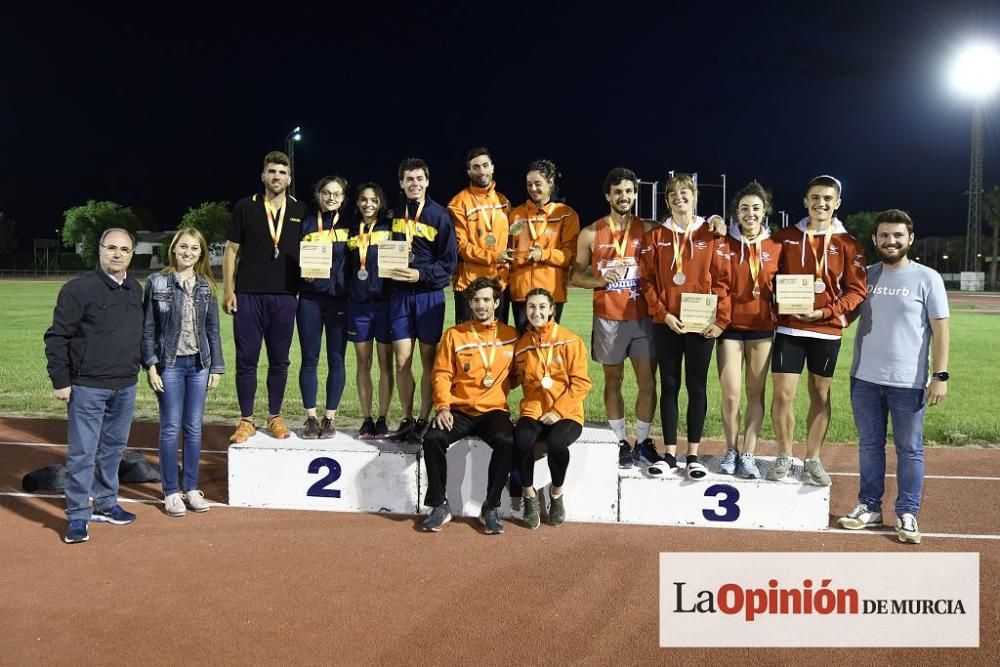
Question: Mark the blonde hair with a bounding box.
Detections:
[162,228,217,294]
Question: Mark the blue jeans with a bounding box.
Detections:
[156,355,209,495]
[65,383,137,521]
[850,377,927,516]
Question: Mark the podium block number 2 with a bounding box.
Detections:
[307,457,342,498]
[702,484,740,522]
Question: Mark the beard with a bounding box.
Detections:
[877,244,910,265]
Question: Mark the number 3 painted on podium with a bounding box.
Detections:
[307,457,342,498]
[702,484,740,522]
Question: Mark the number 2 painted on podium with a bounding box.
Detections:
[702,484,740,522]
[306,457,342,498]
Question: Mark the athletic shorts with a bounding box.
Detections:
[389,290,446,343]
[771,332,841,378]
[347,300,392,344]
[591,316,655,365]
[720,329,774,342]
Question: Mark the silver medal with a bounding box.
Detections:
[672,272,686,286]
[814,278,825,294]
[357,269,369,281]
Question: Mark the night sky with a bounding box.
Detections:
[2,2,999,246]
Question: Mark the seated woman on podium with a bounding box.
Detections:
[511,288,592,529]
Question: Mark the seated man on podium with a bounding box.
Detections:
[420,277,519,535]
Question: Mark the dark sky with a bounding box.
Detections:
[2,2,999,246]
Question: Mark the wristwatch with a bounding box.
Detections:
[932,371,949,382]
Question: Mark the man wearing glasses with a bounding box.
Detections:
[45,228,145,544]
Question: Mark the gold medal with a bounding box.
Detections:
[509,221,524,235]
[485,233,496,246]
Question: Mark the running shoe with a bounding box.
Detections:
[358,417,376,439]
[738,453,761,479]
[388,417,416,442]
[838,504,882,530]
[523,496,541,529]
[64,519,89,544]
[373,416,389,438]
[548,493,565,526]
[422,502,452,532]
[618,440,634,469]
[302,416,321,440]
[895,513,921,544]
[479,506,504,534]
[91,505,136,525]
[719,448,738,475]
[767,454,793,481]
[802,458,832,486]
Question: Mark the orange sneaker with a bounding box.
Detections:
[229,419,256,444]
[267,415,291,439]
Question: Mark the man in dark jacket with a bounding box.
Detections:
[44,228,144,544]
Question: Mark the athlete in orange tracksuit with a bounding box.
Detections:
[716,181,783,480]
[420,277,519,535]
[638,173,731,479]
[448,147,512,324]
[504,159,579,333]
[511,288,593,528]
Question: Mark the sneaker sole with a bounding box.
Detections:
[720,467,737,475]
[767,469,790,481]
[838,519,881,530]
[270,432,291,439]
[805,476,832,487]
[90,515,134,525]
[187,506,210,513]
[479,517,504,535]
[422,515,452,532]
[897,531,921,544]
[686,463,707,479]
[618,460,634,469]
[64,535,89,544]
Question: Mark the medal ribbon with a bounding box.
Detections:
[357,218,378,272]
[533,323,559,379]
[527,205,548,243]
[745,237,762,293]
[607,215,630,260]
[670,220,692,276]
[806,227,832,284]
[264,197,287,255]
[469,323,498,378]
[405,199,425,254]
[317,210,340,235]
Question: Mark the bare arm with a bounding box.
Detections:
[570,226,605,289]
[927,317,950,405]
[222,241,239,314]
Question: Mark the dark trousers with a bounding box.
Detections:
[454,287,511,326]
[233,293,297,417]
[513,417,582,488]
[512,301,564,335]
[297,293,348,411]
[653,324,715,445]
[422,409,513,509]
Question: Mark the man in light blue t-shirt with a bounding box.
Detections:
[838,209,950,545]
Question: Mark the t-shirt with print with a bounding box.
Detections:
[850,261,949,389]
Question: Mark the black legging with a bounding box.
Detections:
[653,324,715,446]
[513,417,582,488]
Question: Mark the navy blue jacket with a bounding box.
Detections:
[44,269,143,390]
[299,209,351,298]
[142,272,225,374]
[347,215,395,303]
[390,197,457,293]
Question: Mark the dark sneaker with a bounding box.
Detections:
[91,505,136,525]
[373,416,389,438]
[479,506,504,534]
[422,502,452,532]
[549,494,566,526]
[410,418,430,444]
[388,417,415,442]
[319,417,336,439]
[633,438,662,466]
[686,460,707,480]
[358,417,376,439]
[302,416,321,439]
[64,519,89,544]
[523,495,541,529]
[618,440,634,469]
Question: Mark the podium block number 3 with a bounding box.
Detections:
[702,484,740,522]
[307,457,343,498]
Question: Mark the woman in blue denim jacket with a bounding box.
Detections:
[142,228,224,517]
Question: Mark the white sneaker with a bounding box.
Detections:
[838,503,882,530]
[164,492,186,517]
[719,448,738,475]
[896,513,921,544]
[183,489,210,513]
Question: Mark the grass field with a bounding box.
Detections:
[2,279,997,445]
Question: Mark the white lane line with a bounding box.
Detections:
[0,441,230,455]
[3,491,999,540]
[0,491,227,508]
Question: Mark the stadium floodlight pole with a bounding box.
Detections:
[949,41,1000,273]
[285,126,302,197]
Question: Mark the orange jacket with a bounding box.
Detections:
[512,321,592,425]
[507,201,580,303]
[771,218,868,337]
[447,182,511,291]
[723,231,782,332]
[432,320,520,415]
[638,218,732,329]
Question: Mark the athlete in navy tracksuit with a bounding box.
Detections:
[387,158,457,442]
[297,176,351,439]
